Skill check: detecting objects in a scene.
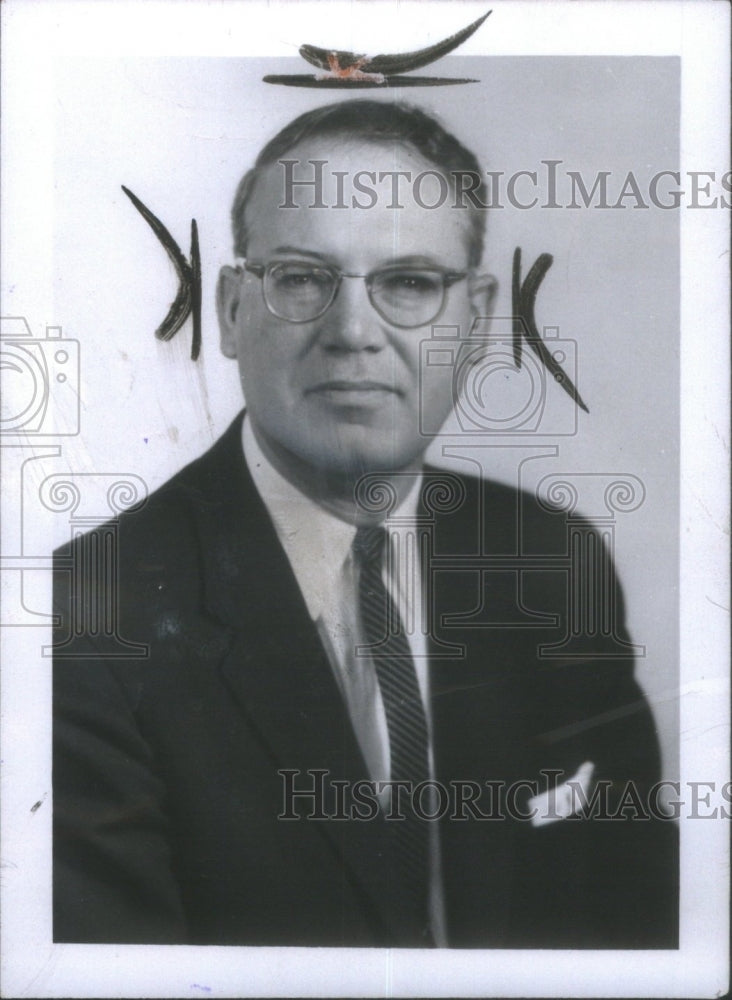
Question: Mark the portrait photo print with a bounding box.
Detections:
[1,2,729,998]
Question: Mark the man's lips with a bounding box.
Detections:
[306,380,401,398]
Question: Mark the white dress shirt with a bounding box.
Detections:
[242,416,448,945]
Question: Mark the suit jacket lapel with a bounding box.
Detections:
[189,415,367,781]
[425,471,527,944]
[181,414,416,941]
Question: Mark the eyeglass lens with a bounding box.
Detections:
[263,263,447,327]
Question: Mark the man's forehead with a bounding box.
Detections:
[256,136,443,199]
[244,135,473,261]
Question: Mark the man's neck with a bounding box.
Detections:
[248,419,423,526]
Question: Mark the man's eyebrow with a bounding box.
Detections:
[378,254,452,269]
[270,246,331,261]
[270,248,455,269]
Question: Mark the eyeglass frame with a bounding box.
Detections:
[235,258,470,329]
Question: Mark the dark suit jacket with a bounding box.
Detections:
[53,413,678,948]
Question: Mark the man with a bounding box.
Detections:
[53,100,677,948]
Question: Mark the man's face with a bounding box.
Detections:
[219,137,494,488]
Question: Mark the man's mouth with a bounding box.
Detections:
[307,380,400,400]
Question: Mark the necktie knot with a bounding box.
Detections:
[353,525,387,566]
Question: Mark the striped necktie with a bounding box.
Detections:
[353,525,432,944]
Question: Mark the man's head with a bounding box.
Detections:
[218,100,496,505]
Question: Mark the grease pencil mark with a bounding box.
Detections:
[122,186,201,360]
[512,247,589,413]
[261,75,478,89]
[265,10,491,88]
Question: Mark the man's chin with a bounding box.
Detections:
[254,419,426,498]
[310,424,424,475]
[310,445,420,481]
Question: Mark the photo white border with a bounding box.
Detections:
[1,1,729,997]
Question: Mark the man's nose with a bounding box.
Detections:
[318,275,387,351]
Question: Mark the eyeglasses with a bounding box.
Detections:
[239,259,468,329]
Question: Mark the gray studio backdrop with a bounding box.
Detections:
[49,55,679,780]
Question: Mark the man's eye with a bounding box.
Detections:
[273,267,330,290]
[380,272,441,295]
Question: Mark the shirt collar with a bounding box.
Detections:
[242,415,421,622]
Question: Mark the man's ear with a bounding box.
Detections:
[467,271,498,324]
[217,265,243,359]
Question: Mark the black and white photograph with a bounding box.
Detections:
[0,1,728,996]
